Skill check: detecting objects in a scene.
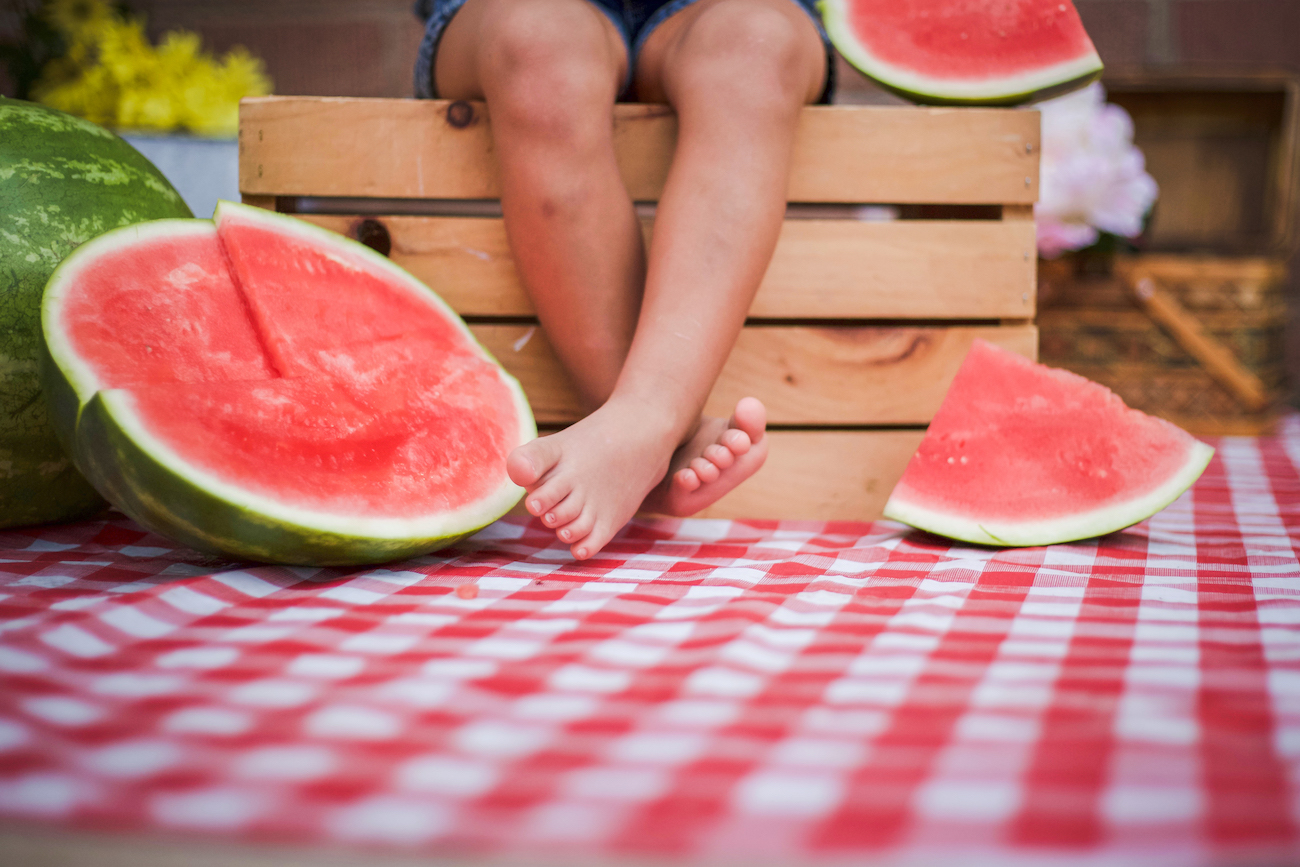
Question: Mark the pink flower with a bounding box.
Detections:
[1033,83,1158,257]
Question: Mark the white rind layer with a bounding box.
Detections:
[882,440,1215,547]
[820,0,1104,102]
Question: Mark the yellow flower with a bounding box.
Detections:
[96,18,154,87]
[33,0,273,135]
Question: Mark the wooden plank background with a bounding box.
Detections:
[239,97,1040,205]
[300,215,1037,320]
[474,324,1038,425]
[695,430,928,520]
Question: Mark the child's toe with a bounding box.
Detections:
[543,493,583,528]
[719,428,751,457]
[703,443,735,470]
[690,457,720,485]
[572,517,618,561]
[674,466,702,492]
[507,436,563,488]
[525,476,573,517]
[730,397,767,444]
[558,508,596,548]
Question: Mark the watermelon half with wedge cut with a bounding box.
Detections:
[41,202,535,566]
[883,340,1213,547]
[822,0,1104,105]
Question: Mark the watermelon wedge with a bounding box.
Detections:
[822,0,1104,106]
[882,340,1213,546]
[41,202,535,565]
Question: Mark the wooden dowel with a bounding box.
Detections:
[1130,276,1271,412]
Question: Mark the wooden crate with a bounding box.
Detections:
[238,96,1040,520]
[1039,73,1298,436]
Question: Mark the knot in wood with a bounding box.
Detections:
[355,219,392,257]
[446,100,475,128]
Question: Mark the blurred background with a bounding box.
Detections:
[2,0,1298,431]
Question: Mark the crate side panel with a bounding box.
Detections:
[691,430,927,521]
[239,97,1040,204]
[300,215,1037,319]
[472,324,1038,425]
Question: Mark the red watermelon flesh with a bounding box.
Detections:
[56,223,273,388]
[821,0,1103,105]
[42,204,533,564]
[882,340,1213,546]
[218,207,469,377]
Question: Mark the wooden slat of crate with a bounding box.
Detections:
[301,215,1037,320]
[239,97,1040,205]
[695,430,927,520]
[474,323,1037,425]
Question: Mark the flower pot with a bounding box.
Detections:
[119,133,238,220]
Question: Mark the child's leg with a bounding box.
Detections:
[434,0,641,411]
[509,0,827,557]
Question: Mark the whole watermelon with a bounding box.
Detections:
[1,98,193,529]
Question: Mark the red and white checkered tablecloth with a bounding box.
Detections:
[4,419,1300,867]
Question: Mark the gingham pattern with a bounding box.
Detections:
[3,420,1300,866]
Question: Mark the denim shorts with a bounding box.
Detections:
[412,0,834,103]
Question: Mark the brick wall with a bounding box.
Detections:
[130,0,425,99]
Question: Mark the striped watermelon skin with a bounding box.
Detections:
[0,98,191,529]
[70,390,478,566]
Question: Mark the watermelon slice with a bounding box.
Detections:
[822,0,1104,106]
[41,202,535,565]
[882,340,1213,546]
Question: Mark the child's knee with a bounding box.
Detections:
[671,1,820,107]
[480,2,622,120]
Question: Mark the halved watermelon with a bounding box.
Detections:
[822,0,1104,105]
[882,340,1213,546]
[41,202,535,565]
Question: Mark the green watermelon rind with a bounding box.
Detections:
[1,98,192,529]
[818,0,1104,106]
[42,208,536,566]
[73,388,523,565]
[882,439,1215,547]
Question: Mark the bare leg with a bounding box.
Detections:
[435,0,639,412]
[509,0,826,557]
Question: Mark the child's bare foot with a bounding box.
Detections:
[642,396,767,517]
[506,397,768,559]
